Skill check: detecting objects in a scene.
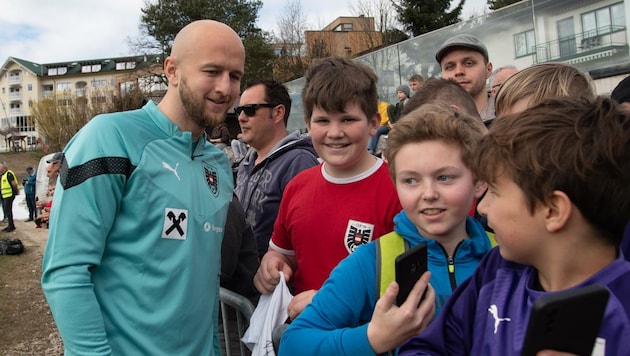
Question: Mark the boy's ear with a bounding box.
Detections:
[304,116,311,132]
[544,190,572,233]
[369,114,379,135]
[474,180,487,199]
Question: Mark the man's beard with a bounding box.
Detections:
[179,76,227,129]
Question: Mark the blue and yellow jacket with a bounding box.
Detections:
[281,211,494,355]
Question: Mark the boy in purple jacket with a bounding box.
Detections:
[400,96,630,355]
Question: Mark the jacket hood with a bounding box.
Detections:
[242,130,318,166]
[393,210,491,258]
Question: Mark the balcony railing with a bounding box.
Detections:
[8,108,23,116]
[7,75,22,85]
[534,25,627,64]
[8,92,22,101]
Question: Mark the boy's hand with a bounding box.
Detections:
[367,271,435,354]
[287,289,317,320]
[253,250,294,294]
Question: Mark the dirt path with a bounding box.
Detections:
[0,151,63,354]
[0,218,63,355]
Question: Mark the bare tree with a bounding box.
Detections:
[274,0,310,81]
[29,87,147,152]
[349,0,399,46]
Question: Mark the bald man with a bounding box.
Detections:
[489,65,518,96]
[42,20,244,355]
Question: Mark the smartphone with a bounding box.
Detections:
[521,284,610,356]
[395,243,428,306]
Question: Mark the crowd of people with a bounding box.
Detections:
[37,19,630,356]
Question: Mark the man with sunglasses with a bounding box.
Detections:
[234,79,319,258]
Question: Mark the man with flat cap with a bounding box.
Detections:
[435,34,494,124]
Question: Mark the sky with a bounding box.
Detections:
[0,0,489,65]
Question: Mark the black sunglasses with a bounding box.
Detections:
[235,103,277,117]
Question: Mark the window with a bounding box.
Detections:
[116,61,136,70]
[92,96,107,104]
[57,98,73,106]
[514,30,535,57]
[91,80,107,88]
[27,84,32,91]
[56,82,71,92]
[582,2,625,37]
[82,64,103,73]
[343,23,353,31]
[48,67,67,75]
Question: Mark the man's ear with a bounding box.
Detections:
[474,180,487,199]
[545,190,572,233]
[163,57,179,86]
[486,62,493,79]
[273,105,286,125]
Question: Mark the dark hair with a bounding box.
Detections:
[244,79,292,126]
[475,96,630,245]
[402,78,480,120]
[302,56,378,122]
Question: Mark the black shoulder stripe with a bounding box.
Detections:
[59,157,136,190]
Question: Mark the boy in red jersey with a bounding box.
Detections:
[254,57,401,320]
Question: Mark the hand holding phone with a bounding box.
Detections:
[521,284,609,356]
[395,243,428,306]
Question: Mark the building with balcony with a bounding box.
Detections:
[305,16,383,58]
[0,55,165,151]
[284,0,630,131]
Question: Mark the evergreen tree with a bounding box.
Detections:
[137,0,274,86]
[488,0,521,10]
[393,0,465,37]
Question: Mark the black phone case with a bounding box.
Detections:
[395,243,428,306]
[521,284,610,356]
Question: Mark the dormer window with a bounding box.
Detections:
[82,64,102,73]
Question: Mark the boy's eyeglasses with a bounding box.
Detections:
[235,103,277,117]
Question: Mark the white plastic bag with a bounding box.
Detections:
[242,271,293,356]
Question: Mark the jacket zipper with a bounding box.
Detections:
[438,241,464,292]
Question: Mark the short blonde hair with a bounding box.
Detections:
[495,63,595,117]
[385,103,486,181]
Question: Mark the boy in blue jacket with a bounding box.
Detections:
[400,97,630,355]
[280,103,493,355]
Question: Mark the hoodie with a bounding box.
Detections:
[392,211,493,314]
[234,130,319,257]
[280,212,493,355]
